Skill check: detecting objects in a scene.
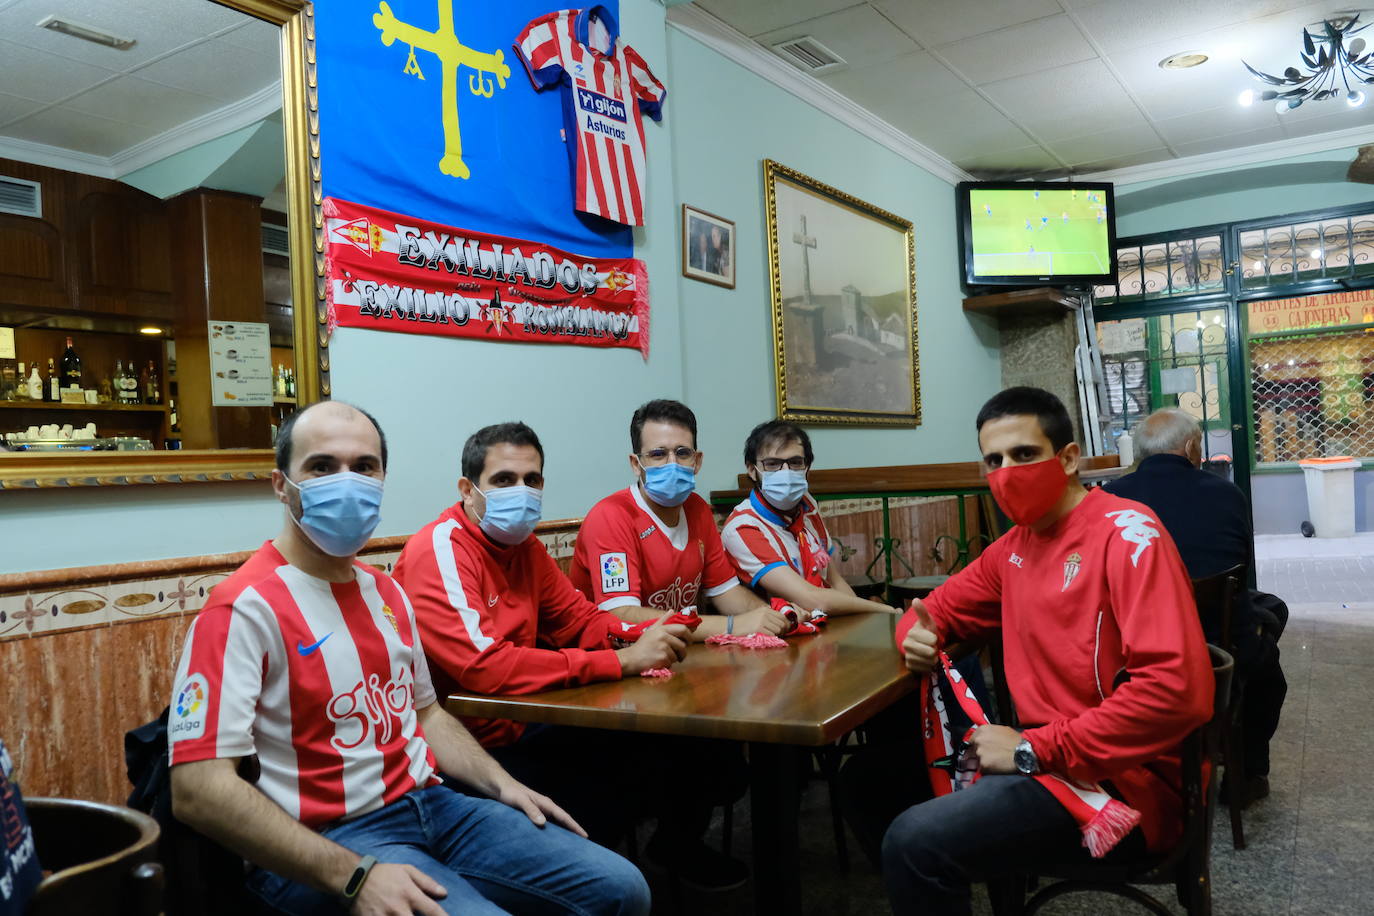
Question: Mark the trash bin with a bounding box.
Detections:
[1298,456,1362,538]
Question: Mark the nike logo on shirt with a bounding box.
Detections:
[297,633,332,656]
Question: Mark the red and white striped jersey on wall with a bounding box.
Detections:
[168,542,440,829]
[515,6,666,226]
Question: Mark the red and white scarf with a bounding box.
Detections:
[920,652,1141,858]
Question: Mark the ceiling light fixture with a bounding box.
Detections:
[1159,51,1209,70]
[1241,15,1371,112]
[36,16,135,50]
[139,327,163,336]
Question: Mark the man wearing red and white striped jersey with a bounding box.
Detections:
[721,419,899,617]
[514,6,665,226]
[169,402,647,916]
[569,399,788,641]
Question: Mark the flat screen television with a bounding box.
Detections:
[957,181,1118,289]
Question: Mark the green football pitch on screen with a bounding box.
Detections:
[969,188,1110,277]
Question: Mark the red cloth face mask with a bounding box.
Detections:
[987,455,1068,527]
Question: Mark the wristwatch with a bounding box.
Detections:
[342,854,377,902]
[1014,737,1039,775]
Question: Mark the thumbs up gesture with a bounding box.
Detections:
[901,601,940,674]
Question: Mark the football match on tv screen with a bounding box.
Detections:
[967,187,1111,278]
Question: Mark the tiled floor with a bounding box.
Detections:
[647,534,1373,915]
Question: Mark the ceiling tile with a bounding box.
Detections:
[757,5,919,72]
[1171,125,1289,156]
[872,0,1064,49]
[896,90,1041,160]
[820,51,969,109]
[693,0,862,37]
[0,0,255,72]
[0,90,45,128]
[934,15,1098,84]
[1067,0,1301,55]
[2,105,148,156]
[0,39,117,103]
[1153,103,1282,146]
[133,38,280,103]
[957,144,1064,178]
[60,76,223,130]
[216,18,280,54]
[981,59,1152,141]
[1047,122,1171,165]
[1278,105,1374,139]
[1073,147,1173,173]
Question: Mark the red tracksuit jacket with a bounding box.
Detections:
[393,504,626,747]
[896,487,1214,851]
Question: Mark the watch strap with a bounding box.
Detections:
[342,854,377,900]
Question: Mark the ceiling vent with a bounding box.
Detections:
[0,176,42,218]
[262,222,291,257]
[770,36,847,75]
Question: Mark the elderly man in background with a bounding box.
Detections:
[1106,408,1286,803]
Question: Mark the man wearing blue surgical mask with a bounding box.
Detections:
[170,403,648,916]
[395,422,694,854]
[721,419,900,618]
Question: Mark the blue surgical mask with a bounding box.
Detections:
[287,471,384,557]
[480,485,543,545]
[641,462,695,507]
[759,467,808,511]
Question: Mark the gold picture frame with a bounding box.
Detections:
[0,0,327,490]
[764,160,919,427]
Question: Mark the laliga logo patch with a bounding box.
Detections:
[170,672,209,741]
[601,552,629,593]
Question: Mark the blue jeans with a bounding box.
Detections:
[882,774,1145,916]
[246,785,650,916]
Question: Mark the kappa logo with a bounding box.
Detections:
[638,526,655,540]
[1062,552,1082,591]
[1105,510,1160,567]
[1008,553,1025,568]
[601,552,630,593]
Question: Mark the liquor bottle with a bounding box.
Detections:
[26,362,41,400]
[123,360,137,405]
[169,398,179,432]
[108,362,121,404]
[47,358,58,401]
[1,360,15,401]
[60,337,81,391]
[275,364,285,397]
[286,368,295,400]
[145,361,160,404]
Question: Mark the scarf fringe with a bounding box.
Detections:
[1081,798,1142,858]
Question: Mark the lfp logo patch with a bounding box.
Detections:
[600,552,629,593]
[170,673,209,742]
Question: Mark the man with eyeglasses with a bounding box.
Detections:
[568,398,775,889]
[721,419,900,617]
[570,399,788,640]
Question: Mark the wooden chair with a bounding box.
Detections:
[1191,564,1248,850]
[994,645,1234,916]
[25,797,163,916]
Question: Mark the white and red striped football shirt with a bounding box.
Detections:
[168,542,440,829]
[569,486,737,612]
[515,6,666,226]
[721,491,834,588]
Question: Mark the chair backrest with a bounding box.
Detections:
[1191,565,1244,653]
[25,798,163,916]
[1175,646,1234,861]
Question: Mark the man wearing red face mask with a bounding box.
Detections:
[869,387,1213,916]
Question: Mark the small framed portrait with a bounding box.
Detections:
[681,204,736,289]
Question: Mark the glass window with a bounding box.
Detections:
[1240,211,1374,291]
[1095,234,1223,304]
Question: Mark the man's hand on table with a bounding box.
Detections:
[967,725,1020,775]
[901,602,939,674]
[617,610,690,675]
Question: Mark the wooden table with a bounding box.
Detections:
[446,612,915,915]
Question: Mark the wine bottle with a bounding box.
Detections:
[169,398,179,432]
[145,361,160,404]
[47,358,58,401]
[60,337,81,391]
[286,368,295,399]
[124,359,137,404]
[1,360,15,401]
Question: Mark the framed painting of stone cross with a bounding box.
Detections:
[763,160,919,426]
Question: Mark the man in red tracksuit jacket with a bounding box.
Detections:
[877,387,1214,915]
[394,421,749,890]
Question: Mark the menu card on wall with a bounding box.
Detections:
[0,327,14,360]
[207,320,272,407]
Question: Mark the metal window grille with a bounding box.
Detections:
[1239,212,1374,290]
[1250,329,1374,464]
[1095,234,1224,304]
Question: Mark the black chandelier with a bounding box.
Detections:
[1239,15,1371,112]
